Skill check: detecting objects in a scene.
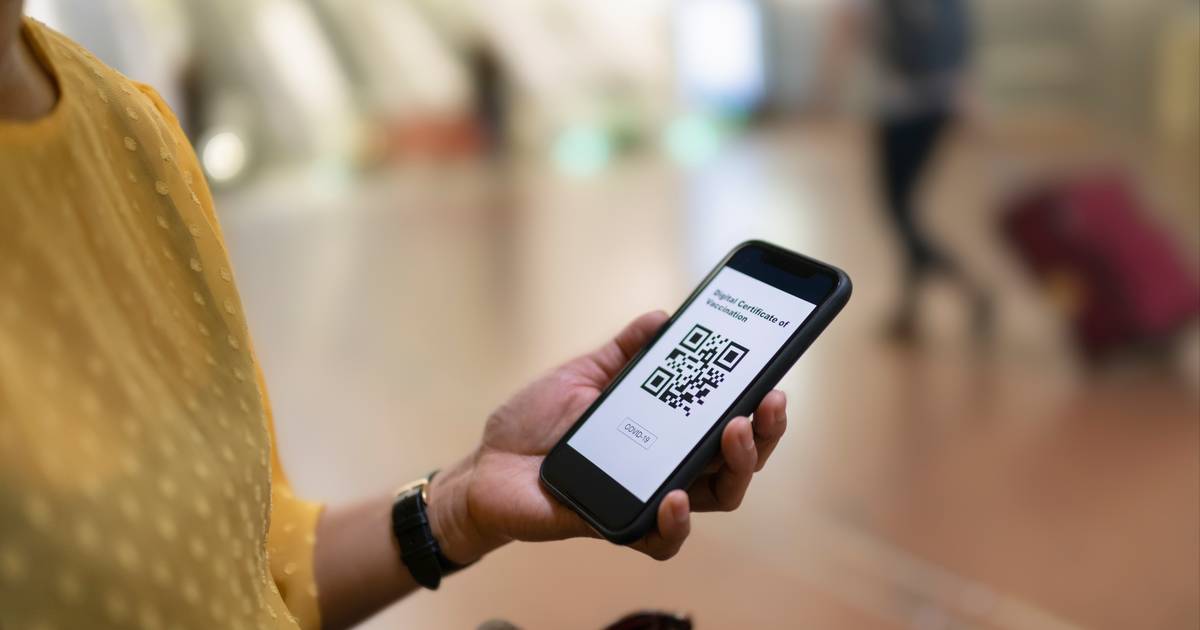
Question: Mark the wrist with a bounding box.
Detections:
[425,453,507,565]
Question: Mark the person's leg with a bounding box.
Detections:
[894,111,954,271]
[879,117,921,270]
[878,110,991,340]
[878,112,942,338]
[909,112,994,338]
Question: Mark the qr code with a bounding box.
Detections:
[640,324,748,417]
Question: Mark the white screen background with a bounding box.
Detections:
[567,267,816,500]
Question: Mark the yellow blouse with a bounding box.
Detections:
[0,19,323,630]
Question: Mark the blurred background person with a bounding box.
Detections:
[828,0,992,342]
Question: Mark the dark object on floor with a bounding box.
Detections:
[603,611,693,630]
[477,621,521,630]
[1001,172,1200,359]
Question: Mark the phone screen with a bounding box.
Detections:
[566,265,820,501]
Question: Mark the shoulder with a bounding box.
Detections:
[24,17,182,136]
[22,17,220,230]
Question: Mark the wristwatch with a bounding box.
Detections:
[391,471,464,590]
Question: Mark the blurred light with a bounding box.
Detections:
[552,125,613,177]
[673,0,766,114]
[22,1,62,36]
[313,0,470,116]
[255,0,350,120]
[663,113,728,166]
[201,131,248,183]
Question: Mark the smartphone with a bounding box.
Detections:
[539,240,851,544]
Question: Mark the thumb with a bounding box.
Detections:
[589,310,669,381]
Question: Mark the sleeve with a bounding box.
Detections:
[136,82,327,630]
[258,360,326,630]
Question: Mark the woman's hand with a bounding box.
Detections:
[428,311,790,564]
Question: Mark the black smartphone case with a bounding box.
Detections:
[540,240,852,544]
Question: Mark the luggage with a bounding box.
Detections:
[1001,172,1200,359]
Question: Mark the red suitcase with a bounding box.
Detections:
[1001,172,1200,359]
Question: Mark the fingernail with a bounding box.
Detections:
[738,421,754,451]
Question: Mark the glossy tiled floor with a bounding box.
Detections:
[217,120,1200,630]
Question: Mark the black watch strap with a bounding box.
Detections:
[390,472,463,590]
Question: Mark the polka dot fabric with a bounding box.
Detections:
[0,19,323,630]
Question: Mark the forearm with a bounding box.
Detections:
[312,494,418,629]
[311,456,498,629]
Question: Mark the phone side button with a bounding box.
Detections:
[618,418,657,450]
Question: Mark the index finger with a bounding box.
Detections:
[751,390,787,471]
